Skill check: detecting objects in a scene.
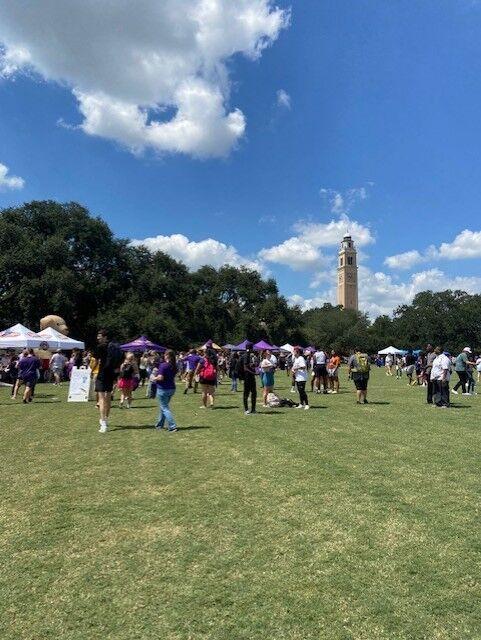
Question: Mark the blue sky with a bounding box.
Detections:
[1,0,481,317]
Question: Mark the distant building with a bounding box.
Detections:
[337,235,358,311]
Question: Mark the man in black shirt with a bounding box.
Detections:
[237,342,259,415]
[93,328,122,433]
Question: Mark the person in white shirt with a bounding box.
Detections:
[313,348,328,394]
[385,354,394,376]
[291,346,309,409]
[49,350,67,386]
[430,347,451,408]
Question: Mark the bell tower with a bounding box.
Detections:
[337,235,358,311]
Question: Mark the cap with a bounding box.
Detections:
[463,347,472,353]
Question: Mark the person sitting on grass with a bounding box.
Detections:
[347,347,370,405]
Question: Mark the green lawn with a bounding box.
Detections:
[1,369,480,640]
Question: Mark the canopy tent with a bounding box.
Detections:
[279,343,294,353]
[0,323,46,349]
[232,339,251,351]
[197,339,222,351]
[222,344,237,350]
[121,336,166,352]
[377,346,403,355]
[304,346,316,354]
[38,327,85,350]
[253,340,275,351]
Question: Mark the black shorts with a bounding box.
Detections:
[314,364,327,377]
[95,377,115,393]
[353,374,369,391]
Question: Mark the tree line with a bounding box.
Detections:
[1,201,479,353]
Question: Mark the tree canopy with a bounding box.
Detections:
[1,201,479,352]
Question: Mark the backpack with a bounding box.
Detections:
[201,360,217,383]
[356,353,370,374]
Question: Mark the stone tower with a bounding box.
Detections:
[337,235,358,311]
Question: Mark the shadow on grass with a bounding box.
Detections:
[365,401,391,405]
[211,406,238,410]
[449,404,471,410]
[111,424,211,431]
[306,406,328,410]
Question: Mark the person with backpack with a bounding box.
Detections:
[347,347,371,404]
[236,342,259,414]
[195,350,217,409]
[93,328,123,433]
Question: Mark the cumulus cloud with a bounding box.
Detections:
[294,214,374,248]
[276,89,291,109]
[385,229,481,270]
[131,233,262,272]
[319,186,368,215]
[0,163,24,190]
[0,1,289,158]
[259,237,327,271]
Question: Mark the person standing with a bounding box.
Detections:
[292,346,309,410]
[260,350,276,407]
[195,350,218,409]
[16,348,40,404]
[118,352,138,408]
[347,348,371,404]
[452,347,475,395]
[93,329,123,433]
[424,345,436,404]
[237,342,259,415]
[385,354,394,376]
[228,352,239,392]
[313,347,328,394]
[49,349,67,386]
[153,349,178,432]
[327,350,341,393]
[430,347,451,408]
[183,349,201,395]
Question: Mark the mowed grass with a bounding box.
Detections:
[1,368,481,640]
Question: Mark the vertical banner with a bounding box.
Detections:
[68,367,91,402]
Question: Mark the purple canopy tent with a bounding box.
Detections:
[253,340,275,351]
[232,339,251,351]
[121,335,166,352]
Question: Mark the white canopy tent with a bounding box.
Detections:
[378,346,403,355]
[37,328,85,350]
[0,323,46,349]
[280,343,294,353]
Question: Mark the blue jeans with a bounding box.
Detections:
[156,388,176,430]
[231,375,238,391]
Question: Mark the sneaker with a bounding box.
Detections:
[99,420,108,433]
[244,410,251,415]
[451,389,458,395]
[304,405,310,410]
[364,399,369,404]
[262,404,269,408]
[462,392,471,396]
[290,387,296,394]
[331,390,338,394]
[199,405,207,409]
[168,427,178,432]
[316,390,321,394]
[295,404,304,409]
[183,388,188,395]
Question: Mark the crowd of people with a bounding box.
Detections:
[1,331,478,430]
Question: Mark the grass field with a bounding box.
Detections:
[1,368,480,640]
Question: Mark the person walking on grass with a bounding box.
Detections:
[118,352,138,408]
[347,347,371,405]
[292,346,309,410]
[452,347,475,396]
[49,349,67,386]
[385,353,394,376]
[430,347,451,408]
[152,349,178,432]
[229,351,239,392]
[313,347,328,394]
[93,329,123,434]
[183,349,201,395]
[237,342,259,414]
[403,351,417,386]
[195,350,218,409]
[16,348,40,404]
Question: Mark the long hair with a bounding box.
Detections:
[164,349,176,369]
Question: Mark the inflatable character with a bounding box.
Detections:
[40,315,69,335]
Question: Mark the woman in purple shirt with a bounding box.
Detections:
[152,349,178,432]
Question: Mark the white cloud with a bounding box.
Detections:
[131,233,262,272]
[320,186,368,215]
[294,214,374,248]
[438,230,481,259]
[384,250,425,270]
[276,89,291,109]
[0,1,289,158]
[259,237,326,271]
[0,163,24,190]
[385,229,481,270]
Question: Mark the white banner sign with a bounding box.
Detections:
[68,367,91,402]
